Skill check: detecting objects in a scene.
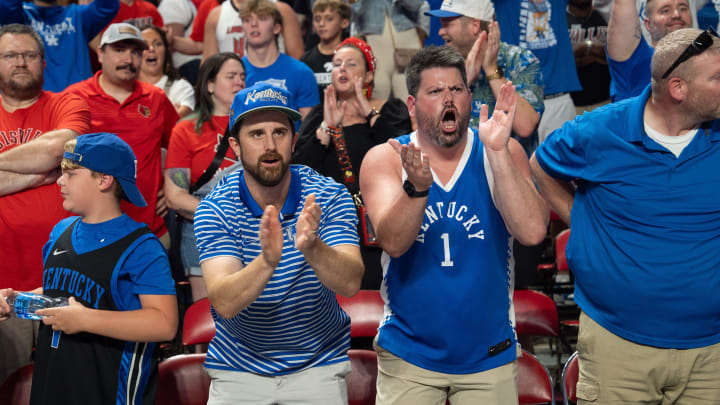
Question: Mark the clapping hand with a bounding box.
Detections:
[296,194,322,252]
[478,82,517,151]
[388,140,432,192]
[259,205,283,268]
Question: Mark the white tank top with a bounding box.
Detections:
[215,0,285,57]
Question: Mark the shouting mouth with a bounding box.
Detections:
[441,108,458,133]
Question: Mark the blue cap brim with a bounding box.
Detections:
[231,106,302,131]
[117,178,147,207]
[424,9,463,18]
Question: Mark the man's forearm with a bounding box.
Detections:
[0,169,55,196]
[302,243,363,297]
[203,256,276,319]
[486,143,548,245]
[173,36,203,55]
[0,129,78,173]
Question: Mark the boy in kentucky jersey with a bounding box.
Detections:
[0,132,177,405]
[360,46,547,404]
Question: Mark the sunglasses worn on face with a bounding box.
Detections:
[662,27,719,79]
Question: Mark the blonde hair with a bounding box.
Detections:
[239,0,283,27]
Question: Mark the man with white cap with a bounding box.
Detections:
[193,82,364,404]
[66,23,180,246]
[426,0,545,155]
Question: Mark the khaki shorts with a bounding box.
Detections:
[374,341,518,405]
[206,361,351,405]
[576,312,720,404]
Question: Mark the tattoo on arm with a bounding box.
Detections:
[169,168,191,190]
[634,23,642,40]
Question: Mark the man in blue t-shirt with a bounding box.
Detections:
[193,82,364,404]
[531,29,720,403]
[240,0,319,124]
[606,0,692,102]
[0,0,119,92]
[360,46,547,404]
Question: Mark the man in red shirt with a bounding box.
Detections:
[66,23,179,244]
[0,23,91,384]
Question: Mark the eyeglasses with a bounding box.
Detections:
[662,27,719,79]
[1,51,42,64]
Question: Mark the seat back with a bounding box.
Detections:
[556,229,570,272]
[156,353,210,405]
[336,290,384,338]
[517,349,554,405]
[513,290,560,337]
[183,298,216,346]
[346,349,378,405]
[0,364,33,405]
[562,351,579,405]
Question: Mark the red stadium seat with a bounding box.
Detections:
[183,298,216,347]
[517,349,554,405]
[514,290,560,338]
[336,290,384,338]
[156,353,210,405]
[347,349,378,405]
[0,364,33,405]
[562,351,579,405]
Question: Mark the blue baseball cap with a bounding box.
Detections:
[229,82,302,133]
[63,133,147,207]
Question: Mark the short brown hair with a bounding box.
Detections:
[239,0,283,27]
[312,0,352,20]
[61,138,126,202]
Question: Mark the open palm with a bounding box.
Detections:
[478,82,518,151]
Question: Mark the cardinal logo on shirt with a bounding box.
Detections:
[138,104,151,118]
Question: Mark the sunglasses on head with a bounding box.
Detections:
[662,27,719,79]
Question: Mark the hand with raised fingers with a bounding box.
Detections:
[388,139,433,193]
[482,21,501,75]
[296,194,322,252]
[259,205,283,268]
[323,85,347,128]
[478,81,518,151]
[37,297,86,334]
[349,76,374,119]
[466,31,488,84]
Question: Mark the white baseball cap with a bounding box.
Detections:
[100,23,148,49]
[425,0,495,21]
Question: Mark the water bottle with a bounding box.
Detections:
[7,292,69,320]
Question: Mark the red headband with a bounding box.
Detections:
[336,37,376,99]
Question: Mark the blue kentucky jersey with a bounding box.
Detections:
[377,131,517,374]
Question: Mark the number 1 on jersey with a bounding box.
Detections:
[441,233,454,267]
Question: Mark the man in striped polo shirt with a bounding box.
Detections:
[193,82,364,404]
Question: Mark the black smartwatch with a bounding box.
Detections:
[403,179,429,198]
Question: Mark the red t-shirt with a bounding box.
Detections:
[165,115,236,184]
[189,0,221,42]
[111,0,164,29]
[65,72,179,237]
[0,91,91,290]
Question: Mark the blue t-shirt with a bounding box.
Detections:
[194,165,359,375]
[494,0,582,95]
[378,131,516,374]
[698,0,720,31]
[243,53,320,126]
[0,0,119,92]
[607,36,653,102]
[41,214,175,310]
[534,85,720,349]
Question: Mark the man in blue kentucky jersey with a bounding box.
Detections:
[532,29,720,403]
[193,82,364,404]
[360,46,548,404]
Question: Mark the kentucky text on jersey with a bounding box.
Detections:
[416,201,485,243]
[43,267,106,309]
[31,17,76,47]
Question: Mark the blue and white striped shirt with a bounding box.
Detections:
[194,165,359,375]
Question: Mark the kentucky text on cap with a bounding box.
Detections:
[425,0,495,22]
[63,132,148,207]
[229,82,302,132]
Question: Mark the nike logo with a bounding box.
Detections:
[52,249,68,256]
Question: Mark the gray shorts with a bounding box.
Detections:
[206,361,351,405]
[180,221,202,277]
